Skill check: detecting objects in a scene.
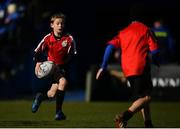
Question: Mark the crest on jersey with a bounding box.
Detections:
[62,40,68,47]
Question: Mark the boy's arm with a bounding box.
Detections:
[96,44,115,79]
[33,47,47,64]
[71,37,77,55]
[33,38,47,75]
[63,36,77,65]
[33,35,49,63]
[147,30,160,67]
[150,49,160,67]
[33,51,43,62]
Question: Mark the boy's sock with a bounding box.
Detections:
[122,110,134,122]
[56,90,65,113]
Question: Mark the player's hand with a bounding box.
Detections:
[96,68,104,80]
[35,62,42,75]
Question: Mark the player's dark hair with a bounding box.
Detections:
[129,3,146,22]
[50,12,66,23]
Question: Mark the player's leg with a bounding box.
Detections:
[47,83,58,98]
[141,67,154,128]
[115,72,152,128]
[55,77,67,120]
[52,65,68,120]
[32,79,52,113]
[115,95,151,128]
[32,91,49,113]
[128,95,151,112]
[141,102,154,127]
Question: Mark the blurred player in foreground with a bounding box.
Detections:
[96,5,160,128]
[32,12,77,120]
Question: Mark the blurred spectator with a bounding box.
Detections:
[151,19,176,64]
[0,0,13,36]
[0,0,12,22]
[0,4,5,24]
[0,2,19,44]
[0,1,28,80]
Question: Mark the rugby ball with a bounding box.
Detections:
[35,61,55,79]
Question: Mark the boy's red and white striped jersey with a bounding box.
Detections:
[34,32,75,65]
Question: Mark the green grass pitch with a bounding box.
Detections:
[0,100,180,128]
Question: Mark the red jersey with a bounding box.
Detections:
[108,21,158,77]
[34,33,74,65]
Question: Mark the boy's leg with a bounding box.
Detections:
[55,77,67,120]
[141,104,154,128]
[115,96,151,128]
[56,90,65,112]
[32,76,52,113]
[128,96,151,113]
[115,73,153,128]
[32,92,48,113]
[47,83,58,98]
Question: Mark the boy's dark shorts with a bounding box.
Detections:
[51,64,68,83]
[35,65,68,92]
[127,66,153,101]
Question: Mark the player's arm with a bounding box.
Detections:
[33,50,43,75]
[147,30,160,67]
[33,37,47,74]
[96,44,115,80]
[33,34,49,63]
[63,36,77,65]
[71,36,77,55]
[150,49,160,67]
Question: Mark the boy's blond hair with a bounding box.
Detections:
[50,12,66,23]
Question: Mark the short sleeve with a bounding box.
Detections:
[147,30,159,51]
[107,35,120,49]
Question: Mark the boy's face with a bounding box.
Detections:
[51,18,64,34]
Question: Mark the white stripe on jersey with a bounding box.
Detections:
[34,33,51,52]
[67,45,71,54]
